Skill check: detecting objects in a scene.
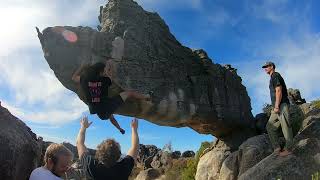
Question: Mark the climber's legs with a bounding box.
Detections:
[120,90,151,101]
[109,114,125,134]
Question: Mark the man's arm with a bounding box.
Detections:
[274,86,282,111]
[76,116,92,158]
[127,118,139,160]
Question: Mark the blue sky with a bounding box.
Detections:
[0,0,320,153]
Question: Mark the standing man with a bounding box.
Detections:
[263,61,293,156]
[75,116,139,180]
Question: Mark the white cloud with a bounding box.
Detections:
[1,99,86,125]
[246,0,290,24]
[273,34,320,99]
[0,0,105,56]
[0,0,105,125]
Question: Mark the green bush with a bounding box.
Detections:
[311,99,320,109]
[165,158,189,180]
[181,141,211,180]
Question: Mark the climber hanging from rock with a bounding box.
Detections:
[72,60,151,134]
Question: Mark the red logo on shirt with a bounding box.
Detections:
[88,81,102,103]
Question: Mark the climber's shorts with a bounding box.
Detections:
[96,95,125,120]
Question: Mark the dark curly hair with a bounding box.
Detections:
[82,62,106,79]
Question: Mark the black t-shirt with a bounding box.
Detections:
[269,72,289,106]
[80,75,112,114]
[80,153,134,180]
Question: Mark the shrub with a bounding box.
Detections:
[311,99,320,109]
[165,158,189,180]
[181,141,211,180]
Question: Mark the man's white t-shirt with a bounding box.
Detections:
[29,167,62,180]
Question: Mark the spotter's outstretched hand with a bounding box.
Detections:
[80,116,92,129]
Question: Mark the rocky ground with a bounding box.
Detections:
[195,91,320,180]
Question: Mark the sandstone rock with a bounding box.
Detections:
[224,64,238,74]
[238,113,320,180]
[192,49,214,74]
[255,113,268,134]
[182,150,195,158]
[0,106,42,180]
[288,88,306,105]
[219,151,239,180]
[300,102,320,117]
[37,0,254,137]
[199,135,273,180]
[300,108,320,132]
[198,109,320,180]
[138,144,160,169]
[290,104,305,135]
[237,134,273,176]
[195,140,231,180]
[151,151,172,170]
[299,103,314,115]
[135,168,162,180]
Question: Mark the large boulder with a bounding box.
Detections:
[151,151,172,170]
[288,88,306,105]
[237,134,273,176]
[254,113,268,134]
[138,144,160,169]
[197,106,320,180]
[134,168,163,180]
[37,0,255,138]
[301,108,320,130]
[195,140,232,180]
[219,151,239,180]
[198,134,273,180]
[0,106,42,180]
[238,117,320,180]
